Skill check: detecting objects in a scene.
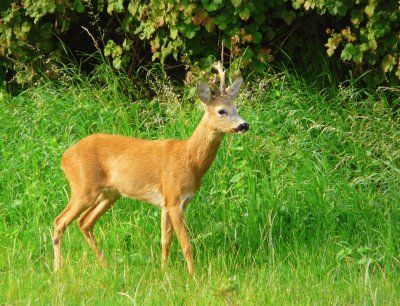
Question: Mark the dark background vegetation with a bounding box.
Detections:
[1,0,400,90]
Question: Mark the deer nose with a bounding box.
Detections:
[238,122,249,132]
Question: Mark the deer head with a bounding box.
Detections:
[197,62,249,134]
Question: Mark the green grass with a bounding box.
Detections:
[1,64,399,304]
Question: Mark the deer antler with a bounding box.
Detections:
[212,61,226,95]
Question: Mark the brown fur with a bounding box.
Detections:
[52,78,247,274]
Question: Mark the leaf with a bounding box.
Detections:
[230,173,244,184]
[365,4,375,17]
[368,38,377,51]
[183,3,197,17]
[242,48,254,61]
[341,27,356,42]
[73,0,85,13]
[122,39,130,51]
[203,17,215,32]
[152,51,160,61]
[231,0,242,8]
[128,2,139,16]
[239,7,251,21]
[151,34,161,49]
[107,3,114,14]
[325,35,342,57]
[336,248,352,262]
[113,57,122,69]
[213,14,233,31]
[381,54,395,73]
[292,0,304,10]
[155,16,164,28]
[192,8,208,26]
[151,0,162,10]
[111,45,122,59]
[107,0,123,14]
[202,0,221,12]
[184,24,200,39]
[350,9,363,27]
[341,43,359,61]
[242,34,253,43]
[217,22,228,30]
[253,31,262,44]
[359,43,369,52]
[21,22,31,33]
[104,40,116,57]
[214,14,227,25]
[170,27,178,39]
[353,51,363,64]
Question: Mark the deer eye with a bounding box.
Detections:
[218,109,227,115]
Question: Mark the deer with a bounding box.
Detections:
[52,62,249,275]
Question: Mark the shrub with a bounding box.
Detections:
[304,0,400,86]
[0,0,399,86]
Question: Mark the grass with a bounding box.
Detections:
[0,63,399,304]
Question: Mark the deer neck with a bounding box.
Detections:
[187,114,224,180]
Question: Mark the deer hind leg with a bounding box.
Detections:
[161,208,173,269]
[77,191,119,265]
[53,191,99,272]
[167,207,194,275]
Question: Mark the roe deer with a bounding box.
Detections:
[52,62,249,274]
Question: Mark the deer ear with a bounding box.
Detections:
[197,80,212,104]
[226,77,243,100]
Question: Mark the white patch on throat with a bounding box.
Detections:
[180,192,194,212]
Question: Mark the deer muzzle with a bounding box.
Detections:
[234,122,250,133]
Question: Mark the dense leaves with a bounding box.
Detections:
[1,0,400,85]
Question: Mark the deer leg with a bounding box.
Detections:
[77,192,118,265]
[167,207,194,275]
[53,192,97,272]
[161,208,173,269]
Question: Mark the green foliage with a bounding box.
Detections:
[1,0,400,85]
[0,0,80,83]
[309,0,400,84]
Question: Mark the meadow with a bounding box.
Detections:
[0,63,399,304]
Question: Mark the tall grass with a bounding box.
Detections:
[0,64,399,304]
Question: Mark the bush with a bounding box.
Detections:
[307,0,400,86]
[1,0,399,86]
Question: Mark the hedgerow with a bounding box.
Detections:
[0,0,399,86]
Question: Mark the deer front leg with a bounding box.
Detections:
[161,208,173,269]
[167,206,194,275]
